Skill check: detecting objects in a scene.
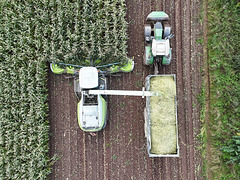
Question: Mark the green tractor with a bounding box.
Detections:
[144,11,174,66]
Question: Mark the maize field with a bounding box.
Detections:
[1,0,129,66]
[0,0,129,178]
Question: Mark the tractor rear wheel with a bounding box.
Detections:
[144,24,151,42]
[144,46,154,65]
[163,23,171,39]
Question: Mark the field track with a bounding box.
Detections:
[48,0,204,179]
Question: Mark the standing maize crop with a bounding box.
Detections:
[0,0,129,178]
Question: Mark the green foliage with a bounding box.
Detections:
[113,154,117,160]
[0,62,50,179]
[0,0,129,66]
[221,136,240,166]
[0,0,129,178]
[207,0,240,178]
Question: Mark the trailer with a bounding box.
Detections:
[144,75,179,157]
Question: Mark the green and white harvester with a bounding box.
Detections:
[50,59,157,133]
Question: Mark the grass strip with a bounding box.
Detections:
[201,0,240,179]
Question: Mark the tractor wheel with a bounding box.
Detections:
[163,23,171,39]
[144,24,151,42]
[144,46,154,65]
[162,48,172,65]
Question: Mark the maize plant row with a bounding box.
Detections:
[0,0,129,178]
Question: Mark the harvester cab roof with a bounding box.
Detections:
[79,67,98,89]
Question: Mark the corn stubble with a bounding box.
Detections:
[150,76,177,154]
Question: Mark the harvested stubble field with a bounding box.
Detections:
[49,0,204,179]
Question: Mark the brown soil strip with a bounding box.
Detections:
[183,0,195,179]
[174,0,189,179]
[168,1,181,178]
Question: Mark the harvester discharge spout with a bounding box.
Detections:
[88,87,159,98]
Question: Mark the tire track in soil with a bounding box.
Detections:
[48,74,65,179]
[103,96,111,180]
[57,76,66,179]
[48,70,57,180]
[122,80,128,179]
[127,0,153,179]
[103,79,113,180]
[97,131,104,180]
[115,77,123,179]
[134,0,146,179]
[50,74,65,179]
[69,84,82,179]
[174,0,189,179]
[169,0,177,77]
[106,75,123,179]
[85,129,104,180]
[125,0,145,179]
[63,79,71,178]
[91,123,104,179]
[182,0,195,180]
[84,134,92,180]
[63,78,72,179]
[77,113,85,178]
[167,1,181,180]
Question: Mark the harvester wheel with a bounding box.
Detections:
[144,24,151,42]
[64,75,75,79]
[90,132,97,136]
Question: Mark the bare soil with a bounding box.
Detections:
[48,0,204,179]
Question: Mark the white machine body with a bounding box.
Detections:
[80,67,98,89]
[76,67,158,132]
[152,39,170,57]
